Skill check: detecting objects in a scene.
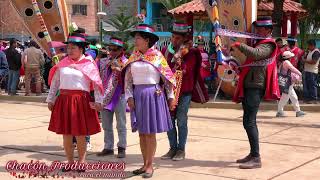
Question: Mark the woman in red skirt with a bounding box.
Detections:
[46,32,104,171]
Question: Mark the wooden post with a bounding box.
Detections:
[282,15,288,37]
[291,13,298,37]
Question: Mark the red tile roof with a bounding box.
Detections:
[168,0,204,15]
[259,0,307,14]
[169,0,307,16]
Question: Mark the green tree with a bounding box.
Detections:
[104,7,140,52]
[105,7,139,33]
[271,0,284,37]
[298,0,320,48]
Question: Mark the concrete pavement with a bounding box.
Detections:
[1,92,320,112]
[0,101,319,179]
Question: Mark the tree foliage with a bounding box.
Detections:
[298,0,320,48]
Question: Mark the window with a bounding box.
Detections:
[72,4,87,16]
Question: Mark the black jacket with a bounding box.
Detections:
[5,48,21,71]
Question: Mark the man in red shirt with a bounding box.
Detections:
[161,22,206,161]
[286,37,304,71]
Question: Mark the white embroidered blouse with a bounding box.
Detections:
[124,61,174,101]
[46,59,103,104]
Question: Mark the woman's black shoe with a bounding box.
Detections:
[142,170,154,178]
[76,169,86,173]
[132,168,146,175]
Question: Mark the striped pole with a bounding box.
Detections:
[211,2,223,63]
[31,0,59,64]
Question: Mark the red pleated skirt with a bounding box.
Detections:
[48,89,101,136]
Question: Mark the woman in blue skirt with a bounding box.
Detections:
[124,24,176,178]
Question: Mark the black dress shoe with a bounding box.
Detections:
[76,169,86,173]
[132,168,146,175]
[96,149,114,156]
[142,170,154,178]
[117,147,126,158]
[236,154,253,163]
[239,157,262,169]
[61,167,72,172]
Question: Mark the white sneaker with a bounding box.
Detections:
[86,142,92,151]
[276,111,285,117]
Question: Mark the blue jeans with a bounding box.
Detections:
[303,71,318,101]
[167,93,192,151]
[8,70,19,94]
[101,95,127,150]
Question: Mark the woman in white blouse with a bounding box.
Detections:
[46,32,103,172]
[124,24,176,178]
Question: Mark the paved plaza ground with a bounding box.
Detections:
[0,100,319,180]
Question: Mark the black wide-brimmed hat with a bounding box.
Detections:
[287,36,297,42]
[130,24,159,45]
[253,16,274,28]
[64,26,88,45]
[105,37,124,48]
[171,22,191,35]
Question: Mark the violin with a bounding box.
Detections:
[172,40,192,70]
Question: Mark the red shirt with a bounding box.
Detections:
[290,46,304,68]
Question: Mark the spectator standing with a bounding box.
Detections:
[22,40,45,96]
[303,39,320,104]
[0,49,9,93]
[5,39,21,96]
[286,37,304,70]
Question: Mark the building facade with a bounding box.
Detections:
[0,0,101,41]
[66,0,99,36]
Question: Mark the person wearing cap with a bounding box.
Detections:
[232,16,280,169]
[302,39,320,104]
[161,22,207,161]
[275,38,287,67]
[277,51,305,117]
[46,31,104,172]
[86,39,99,61]
[124,24,176,178]
[96,37,128,158]
[285,36,304,70]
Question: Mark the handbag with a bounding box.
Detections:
[278,65,292,94]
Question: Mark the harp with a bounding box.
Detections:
[173,70,183,106]
[201,0,255,97]
[9,0,69,60]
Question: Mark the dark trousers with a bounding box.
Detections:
[303,71,318,101]
[242,88,264,157]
